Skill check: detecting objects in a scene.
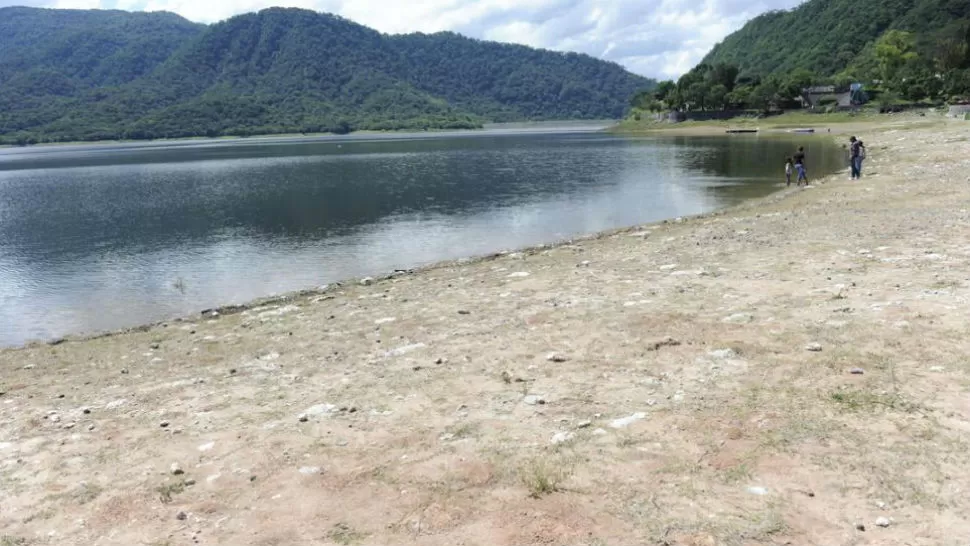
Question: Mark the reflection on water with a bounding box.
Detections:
[0,130,843,346]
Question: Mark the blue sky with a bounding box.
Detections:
[2,0,805,78]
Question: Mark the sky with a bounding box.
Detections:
[2,0,806,79]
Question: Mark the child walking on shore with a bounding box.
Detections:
[785,157,793,186]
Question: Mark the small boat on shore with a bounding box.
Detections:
[725,129,758,134]
[792,128,816,133]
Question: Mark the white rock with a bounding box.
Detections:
[609,412,647,429]
[507,272,530,278]
[385,343,427,357]
[360,277,373,286]
[875,517,891,527]
[746,486,768,495]
[723,313,754,324]
[576,420,592,429]
[105,399,128,410]
[299,466,322,475]
[197,442,215,452]
[546,352,568,363]
[805,342,823,352]
[299,404,337,421]
[551,431,575,445]
[708,348,739,360]
[522,395,546,406]
[170,463,184,475]
[592,428,608,436]
[374,317,397,325]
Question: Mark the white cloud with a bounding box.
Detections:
[3,0,807,78]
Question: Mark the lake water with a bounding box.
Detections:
[0,127,844,346]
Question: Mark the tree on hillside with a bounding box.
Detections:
[708,63,740,92]
[873,30,919,87]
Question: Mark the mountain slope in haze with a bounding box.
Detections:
[0,7,654,143]
[701,0,970,77]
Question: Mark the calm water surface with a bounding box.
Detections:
[0,128,844,346]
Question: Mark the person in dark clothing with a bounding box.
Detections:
[849,136,866,179]
[793,146,808,186]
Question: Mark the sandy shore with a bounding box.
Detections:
[2,115,970,546]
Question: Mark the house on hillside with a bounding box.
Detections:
[800,84,867,109]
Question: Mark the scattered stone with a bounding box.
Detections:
[87,424,96,432]
[23,364,35,370]
[49,414,61,423]
[849,368,865,375]
[546,352,568,363]
[360,277,373,286]
[507,272,530,278]
[551,431,575,445]
[929,366,946,372]
[592,428,608,436]
[746,486,768,495]
[523,395,546,406]
[298,403,337,422]
[856,523,866,532]
[609,412,647,429]
[435,358,445,365]
[198,442,215,452]
[170,463,184,476]
[105,399,127,410]
[374,317,396,325]
[160,421,170,428]
[184,479,197,487]
[707,348,739,360]
[150,343,160,350]
[875,517,891,528]
[299,466,322,475]
[645,337,681,351]
[500,370,513,384]
[120,368,129,374]
[176,511,187,521]
[576,420,592,429]
[385,343,427,357]
[805,342,823,352]
[62,422,75,430]
[82,407,91,414]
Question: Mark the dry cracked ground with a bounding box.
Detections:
[2,117,970,546]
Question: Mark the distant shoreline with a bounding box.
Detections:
[0,121,621,152]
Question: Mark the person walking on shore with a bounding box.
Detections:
[785,157,794,186]
[793,146,808,186]
[849,136,866,179]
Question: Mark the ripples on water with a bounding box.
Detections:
[0,128,843,346]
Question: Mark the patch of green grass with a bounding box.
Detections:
[520,458,569,498]
[829,389,923,413]
[327,523,366,545]
[445,421,480,440]
[155,480,186,503]
[0,536,28,546]
[21,507,55,524]
[70,483,103,505]
[719,462,753,484]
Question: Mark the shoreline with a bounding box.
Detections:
[7,131,844,351]
[3,115,970,545]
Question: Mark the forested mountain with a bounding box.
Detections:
[0,7,653,144]
[628,0,970,115]
[701,0,970,78]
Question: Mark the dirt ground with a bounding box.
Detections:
[2,115,970,546]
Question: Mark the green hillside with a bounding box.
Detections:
[701,0,970,79]
[0,7,653,144]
